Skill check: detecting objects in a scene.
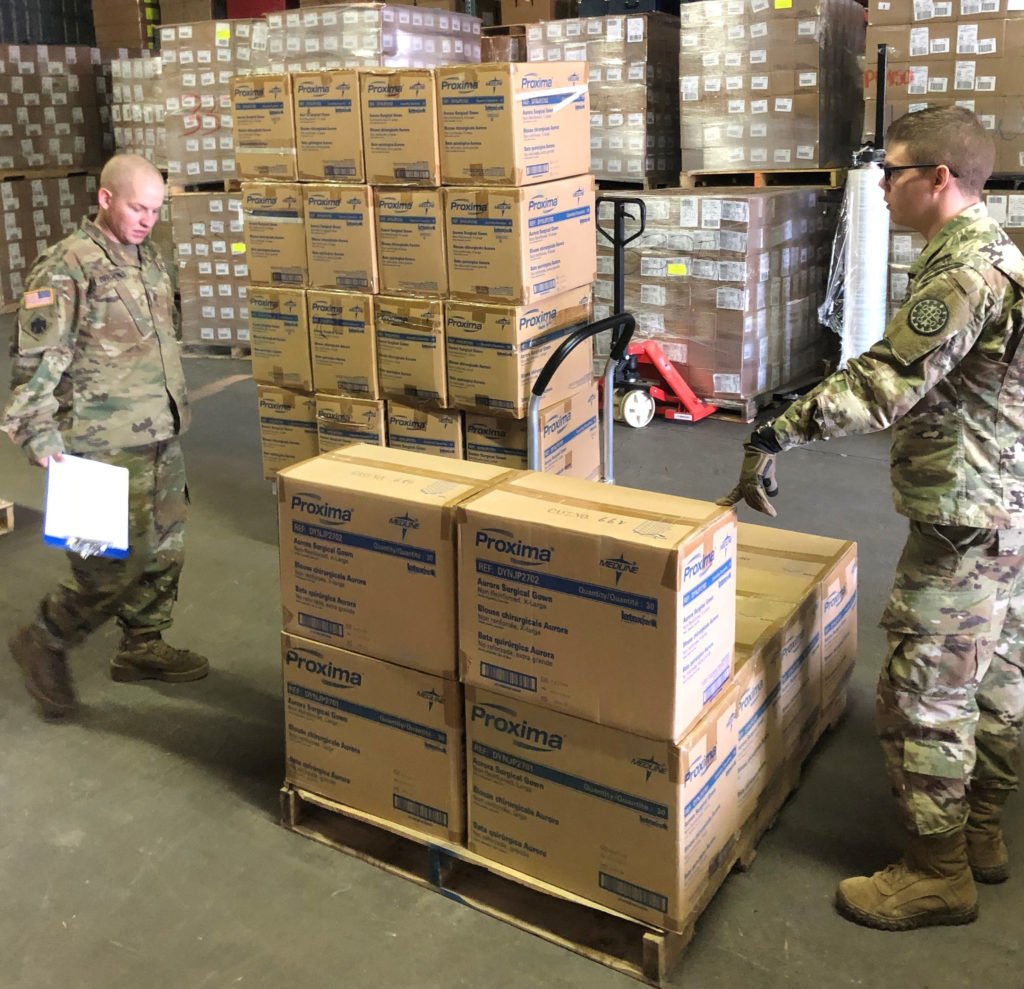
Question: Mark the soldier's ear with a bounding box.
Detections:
[97,187,113,210]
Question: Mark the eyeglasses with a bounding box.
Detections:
[882,163,960,182]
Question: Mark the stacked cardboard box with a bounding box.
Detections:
[251,2,482,74]
[678,0,865,172]
[111,55,167,167]
[0,173,98,308]
[525,13,681,184]
[159,19,263,185]
[160,0,225,20]
[0,45,115,171]
[241,64,599,480]
[170,191,250,346]
[0,0,94,45]
[592,188,836,407]
[93,0,160,50]
[863,5,1024,173]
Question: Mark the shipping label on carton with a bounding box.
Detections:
[375,295,448,405]
[360,69,441,185]
[466,686,738,931]
[277,444,514,676]
[315,393,386,453]
[458,473,737,739]
[303,183,378,292]
[444,289,592,416]
[248,285,312,390]
[307,289,379,398]
[256,384,317,480]
[374,187,448,296]
[464,384,600,480]
[231,73,296,180]
[282,633,465,842]
[445,176,596,304]
[437,62,590,186]
[292,69,364,182]
[241,181,306,286]
[388,403,464,460]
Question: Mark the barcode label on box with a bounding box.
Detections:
[394,795,448,828]
[480,662,537,692]
[599,873,668,914]
[298,613,344,638]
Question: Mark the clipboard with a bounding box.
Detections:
[43,455,130,559]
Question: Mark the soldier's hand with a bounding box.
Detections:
[35,452,64,469]
[716,428,781,518]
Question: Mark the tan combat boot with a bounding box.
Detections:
[835,830,978,931]
[965,788,1011,884]
[111,632,209,683]
[8,625,77,718]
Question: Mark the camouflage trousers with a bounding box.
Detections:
[38,438,188,645]
[878,520,1024,836]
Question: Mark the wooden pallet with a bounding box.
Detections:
[597,176,679,192]
[0,166,99,183]
[168,178,242,196]
[984,173,1024,191]
[707,372,826,424]
[181,342,251,359]
[0,500,13,536]
[679,167,847,190]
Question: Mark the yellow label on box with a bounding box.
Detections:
[231,242,247,254]
[775,0,793,7]
[667,263,688,276]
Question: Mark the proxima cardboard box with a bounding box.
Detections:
[231,73,296,180]
[444,288,593,417]
[374,187,448,296]
[307,290,380,398]
[466,685,738,931]
[458,473,736,739]
[241,182,306,287]
[292,69,364,182]
[444,176,596,304]
[303,184,378,292]
[315,394,387,453]
[256,385,318,480]
[360,68,441,185]
[278,445,515,676]
[387,402,464,460]
[375,295,448,405]
[464,384,600,480]
[283,633,465,843]
[248,285,312,391]
[437,62,590,186]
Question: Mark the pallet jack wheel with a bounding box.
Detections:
[613,388,656,428]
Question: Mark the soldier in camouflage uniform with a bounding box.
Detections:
[720,108,1024,930]
[3,154,208,720]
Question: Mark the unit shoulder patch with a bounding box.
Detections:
[908,297,950,336]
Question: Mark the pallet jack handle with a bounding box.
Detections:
[596,196,646,334]
[528,313,636,482]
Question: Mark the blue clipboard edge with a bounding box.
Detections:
[43,534,131,559]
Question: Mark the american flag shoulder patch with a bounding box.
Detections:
[22,287,55,309]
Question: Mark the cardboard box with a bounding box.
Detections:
[315,393,387,452]
[499,0,575,25]
[248,286,313,391]
[231,73,297,180]
[444,288,593,417]
[445,176,596,304]
[387,402,465,459]
[458,473,737,739]
[375,295,449,406]
[292,69,365,182]
[360,69,441,186]
[303,184,379,292]
[466,685,739,931]
[374,187,448,297]
[256,385,318,480]
[739,524,858,711]
[436,62,590,186]
[277,444,514,676]
[464,384,600,479]
[282,633,465,843]
[307,290,380,398]
[241,181,306,287]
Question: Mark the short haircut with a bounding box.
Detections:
[886,107,995,196]
[99,153,165,196]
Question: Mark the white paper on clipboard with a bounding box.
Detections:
[43,455,130,559]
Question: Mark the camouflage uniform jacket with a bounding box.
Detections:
[2,218,189,461]
[771,203,1024,528]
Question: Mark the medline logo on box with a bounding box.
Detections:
[450,199,488,214]
[683,549,715,579]
[418,687,444,710]
[519,308,557,331]
[631,755,668,781]
[522,74,554,90]
[389,512,420,541]
[471,702,563,751]
[285,648,363,687]
[290,491,354,524]
[684,746,717,784]
[600,554,639,585]
[476,527,553,566]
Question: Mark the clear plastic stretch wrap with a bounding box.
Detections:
[110,56,166,169]
[525,13,681,184]
[678,0,865,171]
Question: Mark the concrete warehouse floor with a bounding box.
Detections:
[0,312,1020,989]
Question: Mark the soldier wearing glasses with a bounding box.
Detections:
[721,107,1024,930]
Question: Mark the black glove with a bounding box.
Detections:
[716,425,781,518]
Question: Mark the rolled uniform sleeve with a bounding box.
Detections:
[1,259,85,462]
[771,266,989,450]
